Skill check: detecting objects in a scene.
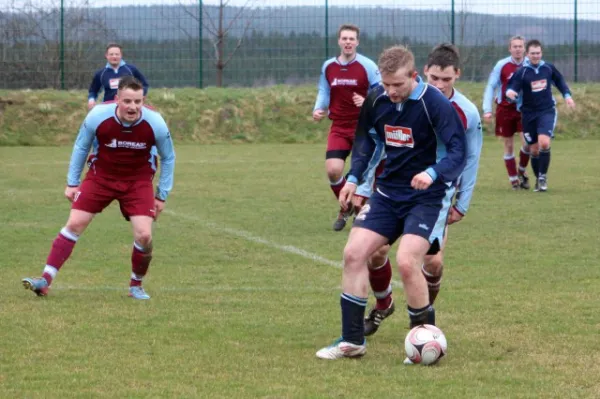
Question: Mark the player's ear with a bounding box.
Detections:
[456,68,461,79]
[423,65,429,76]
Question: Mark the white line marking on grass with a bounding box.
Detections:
[51,285,342,293]
[164,209,403,288]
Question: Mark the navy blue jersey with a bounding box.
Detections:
[348,77,467,202]
[88,60,149,102]
[506,60,571,114]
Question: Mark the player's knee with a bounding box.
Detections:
[135,232,153,249]
[424,252,443,276]
[343,243,368,271]
[65,219,89,236]
[396,254,420,280]
[326,169,343,182]
[368,245,390,270]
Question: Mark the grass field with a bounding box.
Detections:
[1,140,600,398]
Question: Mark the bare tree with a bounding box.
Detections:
[168,0,258,87]
[0,0,115,89]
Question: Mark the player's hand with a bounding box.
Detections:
[565,97,576,109]
[64,186,79,202]
[352,92,365,107]
[351,194,368,213]
[483,112,493,123]
[447,206,464,225]
[154,199,165,221]
[338,182,357,211]
[87,100,96,110]
[312,109,326,121]
[506,89,518,101]
[411,172,434,191]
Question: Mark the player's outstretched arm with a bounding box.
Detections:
[347,92,378,188]
[454,112,483,217]
[313,63,331,120]
[482,61,502,115]
[88,71,102,109]
[550,64,575,108]
[424,99,467,184]
[131,65,150,97]
[154,120,176,202]
[66,115,97,189]
[505,68,524,101]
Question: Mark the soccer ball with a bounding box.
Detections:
[404,324,447,365]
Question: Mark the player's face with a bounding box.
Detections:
[509,40,525,61]
[424,65,459,99]
[381,67,418,103]
[105,47,122,67]
[527,46,543,65]
[338,30,358,58]
[115,88,144,123]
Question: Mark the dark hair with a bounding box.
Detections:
[378,45,415,76]
[105,43,123,53]
[526,39,543,52]
[337,24,360,39]
[426,43,460,71]
[118,76,143,91]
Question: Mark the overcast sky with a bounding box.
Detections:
[77,0,600,20]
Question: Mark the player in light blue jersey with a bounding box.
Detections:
[22,77,175,300]
[360,46,482,363]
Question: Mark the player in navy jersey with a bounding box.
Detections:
[358,45,482,365]
[88,43,149,110]
[483,36,531,190]
[316,45,466,360]
[506,39,575,192]
[313,24,381,231]
[22,77,175,300]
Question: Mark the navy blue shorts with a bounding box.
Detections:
[353,187,456,253]
[522,109,557,145]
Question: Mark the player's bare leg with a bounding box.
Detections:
[22,210,95,296]
[364,244,395,336]
[536,135,551,192]
[517,133,531,189]
[396,234,435,328]
[128,215,154,300]
[316,227,388,359]
[422,229,449,305]
[326,158,353,231]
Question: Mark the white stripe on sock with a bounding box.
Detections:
[43,265,58,278]
[60,227,79,242]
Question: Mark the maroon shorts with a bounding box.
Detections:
[495,106,522,137]
[326,119,357,158]
[72,175,156,220]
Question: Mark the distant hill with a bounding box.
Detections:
[6,5,600,45]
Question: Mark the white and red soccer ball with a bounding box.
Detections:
[404,324,447,365]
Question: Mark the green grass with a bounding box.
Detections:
[1,140,600,398]
[1,82,599,146]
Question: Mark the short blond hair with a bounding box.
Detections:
[337,24,360,39]
[509,35,525,46]
[378,45,415,76]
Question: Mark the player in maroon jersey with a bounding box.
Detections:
[22,77,176,300]
[483,35,531,190]
[313,24,381,231]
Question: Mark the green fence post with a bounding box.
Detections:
[574,0,578,82]
[60,0,65,90]
[450,0,455,44]
[325,0,329,59]
[199,0,203,88]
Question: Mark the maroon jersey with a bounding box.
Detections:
[314,53,381,122]
[483,56,524,113]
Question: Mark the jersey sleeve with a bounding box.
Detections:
[313,62,331,111]
[151,116,176,201]
[88,70,102,101]
[355,130,385,197]
[482,61,502,113]
[347,92,378,185]
[131,65,150,96]
[454,111,483,215]
[506,67,524,96]
[67,113,99,186]
[365,59,381,88]
[424,97,467,184]
[550,64,572,99]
